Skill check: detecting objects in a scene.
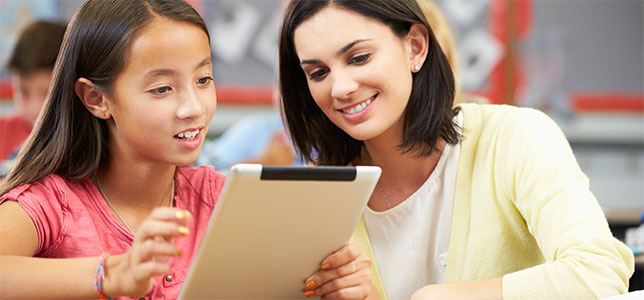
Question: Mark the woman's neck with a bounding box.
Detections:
[361,132,444,211]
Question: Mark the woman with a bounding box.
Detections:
[278,0,634,299]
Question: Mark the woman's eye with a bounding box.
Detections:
[349,54,370,65]
[197,76,213,85]
[150,86,172,95]
[309,69,328,81]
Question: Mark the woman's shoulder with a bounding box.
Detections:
[460,103,550,124]
[459,103,557,138]
[458,104,566,158]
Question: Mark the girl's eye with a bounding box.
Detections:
[150,86,172,95]
[309,69,328,81]
[197,76,213,85]
[349,54,370,65]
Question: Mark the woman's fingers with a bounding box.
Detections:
[304,243,372,299]
[306,256,371,288]
[320,284,371,300]
[320,243,364,272]
[306,268,371,299]
[306,243,369,286]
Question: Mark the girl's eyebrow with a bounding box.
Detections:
[194,57,211,70]
[300,39,371,65]
[144,68,175,79]
[143,57,212,79]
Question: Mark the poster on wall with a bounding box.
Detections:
[459,29,503,90]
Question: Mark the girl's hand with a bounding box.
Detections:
[304,243,373,299]
[104,207,192,297]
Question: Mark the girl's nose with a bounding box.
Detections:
[177,89,206,119]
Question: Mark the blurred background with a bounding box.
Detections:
[0,0,642,227]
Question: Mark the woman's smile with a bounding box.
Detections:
[338,93,378,123]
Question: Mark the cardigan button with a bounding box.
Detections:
[138,297,146,300]
[165,274,174,282]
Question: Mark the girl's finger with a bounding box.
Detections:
[135,219,190,241]
[136,238,182,262]
[131,260,173,282]
[148,207,193,225]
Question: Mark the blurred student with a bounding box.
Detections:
[197,112,298,175]
[0,20,66,162]
[196,1,298,174]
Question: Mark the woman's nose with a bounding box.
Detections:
[330,69,358,100]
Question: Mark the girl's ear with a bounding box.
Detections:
[75,78,111,119]
[407,23,430,73]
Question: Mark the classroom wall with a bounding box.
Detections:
[531,0,643,93]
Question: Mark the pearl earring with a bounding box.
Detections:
[414,65,420,71]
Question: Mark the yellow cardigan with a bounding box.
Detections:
[352,104,634,300]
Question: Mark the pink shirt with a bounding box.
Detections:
[0,166,225,300]
[0,113,32,161]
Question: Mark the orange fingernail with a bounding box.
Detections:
[305,280,315,289]
[304,290,315,297]
[176,210,186,219]
[177,249,183,256]
[321,263,331,270]
[178,226,189,235]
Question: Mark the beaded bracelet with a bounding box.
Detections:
[94,251,112,300]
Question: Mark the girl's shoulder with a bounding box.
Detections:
[0,174,96,255]
[1,173,90,206]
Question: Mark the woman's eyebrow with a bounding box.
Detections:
[300,39,372,65]
[337,39,371,56]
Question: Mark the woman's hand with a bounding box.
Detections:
[103,207,192,297]
[303,243,374,299]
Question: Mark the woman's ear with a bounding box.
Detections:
[74,78,111,119]
[407,23,430,73]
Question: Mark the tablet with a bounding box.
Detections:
[178,164,381,300]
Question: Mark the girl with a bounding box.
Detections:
[0,0,368,299]
[279,0,634,299]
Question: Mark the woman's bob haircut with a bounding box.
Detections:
[279,0,460,166]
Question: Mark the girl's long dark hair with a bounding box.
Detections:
[1,0,209,195]
[279,0,460,166]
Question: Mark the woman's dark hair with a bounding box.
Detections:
[1,0,209,195]
[279,0,460,166]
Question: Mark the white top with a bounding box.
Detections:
[363,113,462,300]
